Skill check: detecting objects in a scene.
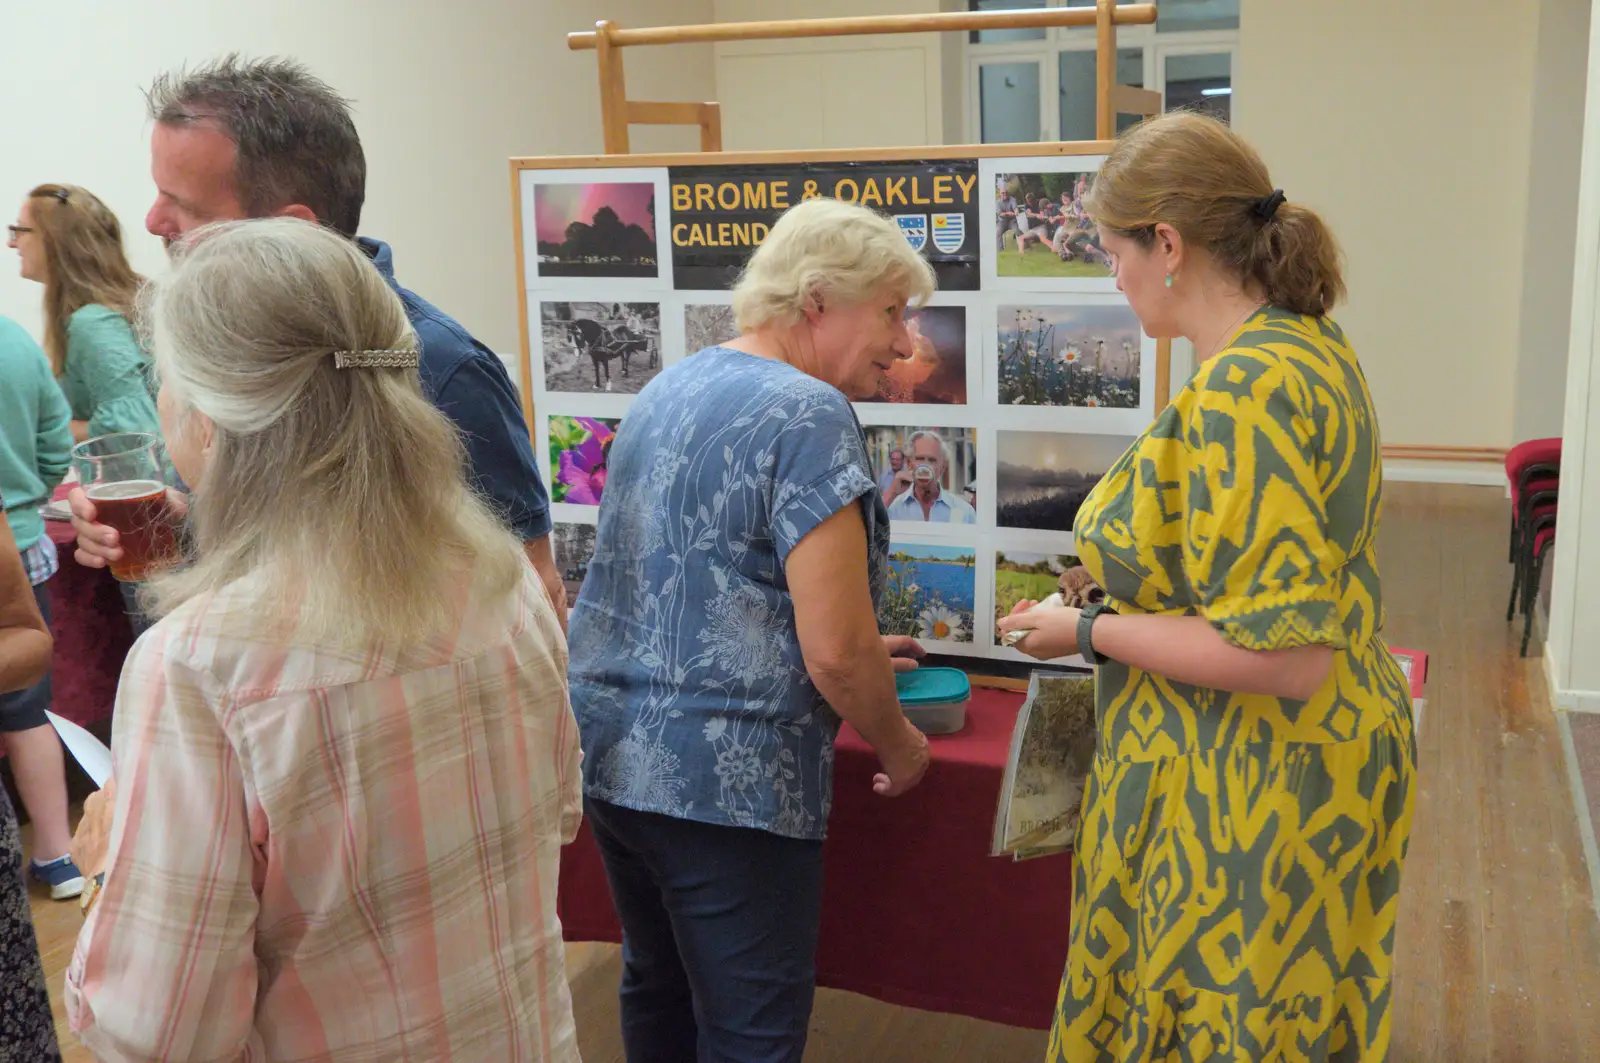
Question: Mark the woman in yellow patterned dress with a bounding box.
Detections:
[998,113,1416,1063]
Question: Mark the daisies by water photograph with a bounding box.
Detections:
[548,415,620,506]
[877,543,976,644]
[540,301,662,394]
[996,431,1130,532]
[997,303,1141,409]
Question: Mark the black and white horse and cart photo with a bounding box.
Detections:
[539,301,664,394]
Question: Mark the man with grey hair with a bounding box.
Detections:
[68,54,566,623]
[885,430,976,523]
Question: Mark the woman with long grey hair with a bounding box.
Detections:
[65,218,581,1061]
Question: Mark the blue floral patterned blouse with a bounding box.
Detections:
[568,347,889,840]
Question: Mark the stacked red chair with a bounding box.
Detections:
[1504,437,1561,655]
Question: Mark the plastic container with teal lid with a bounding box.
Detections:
[895,666,971,735]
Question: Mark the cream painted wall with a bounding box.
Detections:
[0,0,715,376]
[1516,0,1590,446]
[1546,1,1600,709]
[711,0,946,151]
[1235,0,1540,448]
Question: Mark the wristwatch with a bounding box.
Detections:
[1077,602,1116,665]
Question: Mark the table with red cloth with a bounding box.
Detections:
[41,487,134,733]
[557,687,1074,1030]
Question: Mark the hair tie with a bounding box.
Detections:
[1253,189,1286,223]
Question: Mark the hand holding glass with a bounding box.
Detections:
[71,433,178,582]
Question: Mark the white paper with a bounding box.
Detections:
[46,711,112,787]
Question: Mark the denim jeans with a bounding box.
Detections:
[118,580,152,640]
[585,799,825,1063]
[0,581,51,731]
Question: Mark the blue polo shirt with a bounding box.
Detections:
[361,238,551,542]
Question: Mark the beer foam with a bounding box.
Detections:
[85,479,166,502]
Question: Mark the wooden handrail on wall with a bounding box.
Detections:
[567,1,1160,154]
[1382,445,1509,464]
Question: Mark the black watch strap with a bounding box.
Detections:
[1077,602,1115,664]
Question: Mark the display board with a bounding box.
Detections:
[511,143,1168,670]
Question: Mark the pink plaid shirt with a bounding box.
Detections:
[66,565,581,1062]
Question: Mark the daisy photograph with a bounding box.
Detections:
[877,542,976,645]
[997,303,1142,409]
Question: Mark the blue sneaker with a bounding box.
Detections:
[29,854,85,900]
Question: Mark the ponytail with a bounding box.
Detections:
[1249,202,1346,318]
[1085,112,1346,318]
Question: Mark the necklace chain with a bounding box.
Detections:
[1204,300,1265,363]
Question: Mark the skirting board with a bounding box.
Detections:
[1546,640,1600,714]
[1382,459,1503,487]
[1555,710,1600,917]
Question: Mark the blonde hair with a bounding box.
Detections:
[140,217,525,646]
[28,184,144,375]
[732,197,936,332]
[1086,112,1346,317]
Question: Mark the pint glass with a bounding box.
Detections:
[71,432,178,583]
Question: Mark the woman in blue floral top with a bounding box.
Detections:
[569,197,936,1063]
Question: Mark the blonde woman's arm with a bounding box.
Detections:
[66,641,265,1062]
[789,504,929,797]
[0,519,51,694]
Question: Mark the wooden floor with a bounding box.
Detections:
[25,482,1600,1062]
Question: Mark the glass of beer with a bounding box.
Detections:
[71,433,178,583]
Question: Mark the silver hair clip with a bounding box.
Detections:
[333,348,421,370]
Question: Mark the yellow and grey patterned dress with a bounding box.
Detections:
[1055,307,1416,1063]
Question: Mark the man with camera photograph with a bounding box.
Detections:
[884,431,977,524]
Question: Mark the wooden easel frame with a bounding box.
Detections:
[529,4,1169,688]
[567,1,1160,153]
[556,2,1170,412]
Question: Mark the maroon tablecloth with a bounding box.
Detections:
[41,488,133,732]
[558,688,1075,1029]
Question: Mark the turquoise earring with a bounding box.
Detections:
[1164,273,1174,289]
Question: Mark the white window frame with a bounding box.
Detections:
[1153,39,1237,111]
[967,54,1054,143]
[961,5,1239,143]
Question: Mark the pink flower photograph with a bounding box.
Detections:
[549,415,620,505]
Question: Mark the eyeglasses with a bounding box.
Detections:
[6,225,32,240]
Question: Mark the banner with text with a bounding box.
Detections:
[667,160,981,291]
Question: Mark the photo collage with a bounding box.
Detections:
[518,154,1153,665]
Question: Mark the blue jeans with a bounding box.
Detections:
[0,581,51,731]
[585,799,825,1063]
[118,581,152,640]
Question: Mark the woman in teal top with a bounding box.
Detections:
[7,183,157,441]
[0,313,82,903]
